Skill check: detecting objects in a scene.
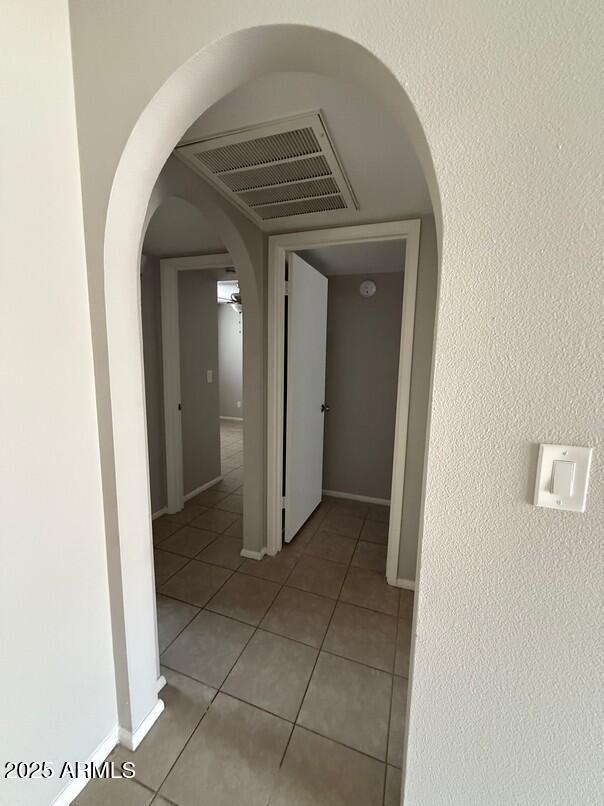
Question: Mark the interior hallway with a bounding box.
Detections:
[76,420,412,806]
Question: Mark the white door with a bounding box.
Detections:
[284,253,329,542]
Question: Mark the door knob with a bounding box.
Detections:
[321,404,330,413]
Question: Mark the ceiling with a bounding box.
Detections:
[180,72,431,233]
[298,240,405,277]
[142,197,225,257]
[144,71,431,257]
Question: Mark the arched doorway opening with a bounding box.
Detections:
[101,27,441,793]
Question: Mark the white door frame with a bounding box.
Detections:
[267,220,421,586]
[159,252,234,513]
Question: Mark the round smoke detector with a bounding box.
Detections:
[359,279,376,298]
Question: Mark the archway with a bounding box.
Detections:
[102,24,440,761]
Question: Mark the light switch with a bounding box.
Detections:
[534,444,593,512]
[551,460,574,497]
[206,369,213,383]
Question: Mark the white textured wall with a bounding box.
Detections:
[0,2,117,804]
[68,4,604,805]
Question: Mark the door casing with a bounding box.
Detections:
[159,253,235,513]
[267,220,421,587]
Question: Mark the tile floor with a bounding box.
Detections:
[76,421,413,806]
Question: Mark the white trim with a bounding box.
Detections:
[220,415,244,422]
[183,475,223,502]
[52,725,119,806]
[240,547,267,561]
[267,219,421,585]
[160,253,233,514]
[395,577,416,591]
[152,507,167,520]
[157,674,167,693]
[118,698,165,751]
[322,489,391,506]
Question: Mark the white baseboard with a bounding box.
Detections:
[152,507,167,520]
[52,725,119,805]
[395,577,416,591]
[118,698,165,751]
[157,674,167,693]
[240,547,266,561]
[322,489,390,506]
[220,415,243,422]
[184,475,223,502]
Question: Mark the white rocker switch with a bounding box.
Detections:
[534,444,593,512]
[551,460,575,498]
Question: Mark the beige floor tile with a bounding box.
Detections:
[298,652,392,760]
[156,595,199,653]
[160,693,291,806]
[305,528,356,564]
[189,488,230,507]
[352,540,388,573]
[269,726,384,806]
[340,567,399,616]
[207,572,280,625]
[287,523,318,551]
[367,504,390,523]
[226,450,244,466]
[213,476,242,494]
[321,510,364,538]
[197,535,243,570]
[159,526,217,558]
[190,507,239,534]
[161,610,253,687]
[224,467,243,483]
[109,668,215,791]
[385,765,402,806]
[153,550,188,586]
[74,778,153,806]
[399,589,414,623]
[152,516,182,545]
[224,515,243,537]
[323,602,397,672]
[329,499,369,519]
[287,555,347,599]
[223,630,317,720]
[360,519,389,545]
[215,493,243,514]
[167,500,208,525]
[388,676,408,767]
[261,586,335,647]
[394,619,412,678]
[150,797,173,806]
[239,550,299,584]
[158,560,232,607]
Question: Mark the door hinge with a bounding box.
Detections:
[284,281,289,296]
[281,496,286,508]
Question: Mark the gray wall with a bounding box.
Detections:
[319,217,438,583]
[141,255,167,513]
[141,257,221,510]
[323,272,404,500]
[178,271,221,495]
[218,303,243,418]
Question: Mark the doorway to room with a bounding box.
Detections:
[268,220,420,591]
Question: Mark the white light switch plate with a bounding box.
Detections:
[534,444,593,512]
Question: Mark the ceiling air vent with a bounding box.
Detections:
[175,112,357,227]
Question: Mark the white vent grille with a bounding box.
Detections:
[175,112,357,226]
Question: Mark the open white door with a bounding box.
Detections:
[284,253,328,542]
